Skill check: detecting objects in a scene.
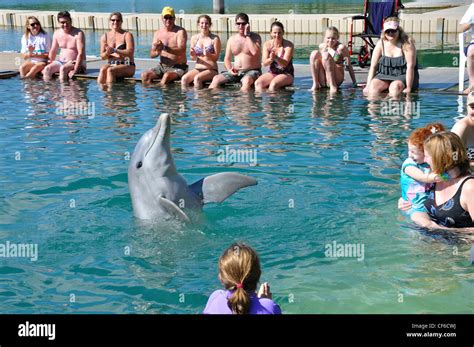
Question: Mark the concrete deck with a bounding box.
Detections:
[404,0,471,9]
[420,4,471,19]
[0,52,467,93]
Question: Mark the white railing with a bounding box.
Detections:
[458,29,470,115]
[459,30,469,92]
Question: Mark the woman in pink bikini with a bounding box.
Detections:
[255,21,294,92]
[181,15,221,89]
[97,12,135,84]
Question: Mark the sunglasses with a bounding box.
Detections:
[59,20,70,25]
[385,29,397,35]
[236,22,247,26]
[164,16,174,20]
[110,18,121,22]
[29,22,40,27]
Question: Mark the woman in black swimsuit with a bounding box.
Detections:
[364,17,418,97]
[98,12,135,84]
[255,21,294,92]
[400,131,474,231]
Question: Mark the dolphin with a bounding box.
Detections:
[128,113,257,222]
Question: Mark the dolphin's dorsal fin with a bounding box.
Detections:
[158,196,191,223]
[189,173,257,204]
[188,178,204,200]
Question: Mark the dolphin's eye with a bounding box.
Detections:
[136,161,143,169]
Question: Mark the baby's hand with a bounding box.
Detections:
[429,172,447,183]
[433,174,443,183]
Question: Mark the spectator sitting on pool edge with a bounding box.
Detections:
[43,11,86,81]
[19,16,52,79]
[363,17,418,97]
[208,13,262,92]
[141,6,188,86]
[309,26,357,93]
[203,242,281,314]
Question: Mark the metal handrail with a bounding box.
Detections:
[459,30,469,92]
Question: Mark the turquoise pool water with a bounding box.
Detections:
[0,77,472,314]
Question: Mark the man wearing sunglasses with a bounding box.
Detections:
[141,6,188,85]
[209,13,262,92]
[43,11,86,81]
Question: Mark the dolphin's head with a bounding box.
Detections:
[128,114,178,218]
[129,113,177,179]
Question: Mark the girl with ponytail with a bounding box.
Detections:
[203,242,281,314]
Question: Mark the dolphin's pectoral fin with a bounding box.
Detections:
[158,196,191,223]
[190,172,257,204]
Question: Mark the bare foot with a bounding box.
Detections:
[311,83,322,91]
[194,81,203,90]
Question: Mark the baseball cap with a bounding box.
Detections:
[162,6,175,17]
[383,21,399,31]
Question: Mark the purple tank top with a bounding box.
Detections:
[203,290,282,314]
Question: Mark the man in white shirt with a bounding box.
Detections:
[460,4,474,94]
